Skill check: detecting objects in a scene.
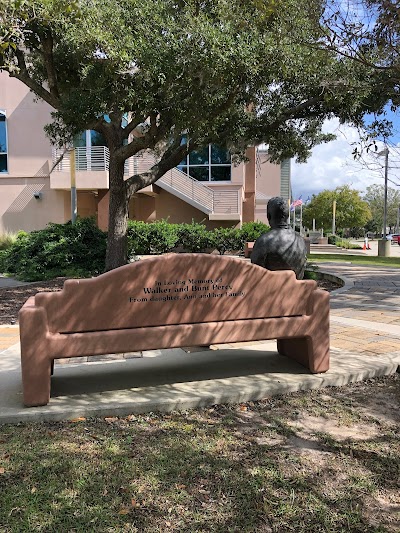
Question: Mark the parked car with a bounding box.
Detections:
[387,234,400,245]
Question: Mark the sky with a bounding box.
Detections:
[291,113,400,202]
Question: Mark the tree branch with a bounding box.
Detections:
[125,143,188,197]
[11,48,60,109]
[121,113,148,139]
[41,34,60,99]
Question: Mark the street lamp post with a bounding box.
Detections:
[377,146,390,257]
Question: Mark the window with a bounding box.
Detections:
[73,130,107,171]
[0,111,8,173]
[73,130,106,149]
[178,144,231,182]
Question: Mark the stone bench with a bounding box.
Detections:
[19,254,330,407]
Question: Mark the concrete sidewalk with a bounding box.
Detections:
[1,263,400,423]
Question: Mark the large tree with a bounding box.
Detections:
[303,185,372,231]
[363,184,400,233]
[320,0,400,140]
[0,0,390,269]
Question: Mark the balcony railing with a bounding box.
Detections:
[52,147,110,171]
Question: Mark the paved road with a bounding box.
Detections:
[351,239,400,257]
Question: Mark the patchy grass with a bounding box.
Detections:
[0,375,399,532]
[309,253,400,268]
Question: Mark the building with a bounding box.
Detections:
[0,73,291,234]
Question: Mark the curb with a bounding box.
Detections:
[0,351,398,424]
[317,270,354,294]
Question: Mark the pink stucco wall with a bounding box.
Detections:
[0,73,65,232]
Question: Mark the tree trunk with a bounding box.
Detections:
[105,155,129,271]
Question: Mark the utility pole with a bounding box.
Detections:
[383,147,389,238]
[377,146,390,257]
[332,199,336,235]
[70,148,77,223]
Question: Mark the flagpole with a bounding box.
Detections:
[300,203,303,235]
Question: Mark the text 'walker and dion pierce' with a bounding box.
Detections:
[129,277,245,303]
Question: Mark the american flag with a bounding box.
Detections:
[290,196,303,211]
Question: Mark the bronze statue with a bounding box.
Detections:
[251,196,307,279]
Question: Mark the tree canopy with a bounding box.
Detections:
[320,0,400,140]
[0,0,392,268]
[363,184,400,233]
[303,185,372,231]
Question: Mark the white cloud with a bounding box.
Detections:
[291,118,400,200]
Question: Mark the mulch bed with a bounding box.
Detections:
[0,278,66,325]
[0,276,341,325]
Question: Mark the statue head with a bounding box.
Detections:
[267,197,289,229]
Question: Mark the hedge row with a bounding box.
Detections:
[127,220,269,257]
[0,219,270,281]
[327,235,362,249]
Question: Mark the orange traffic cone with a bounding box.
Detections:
[363,243,366,250]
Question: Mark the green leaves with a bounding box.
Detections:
[1,0,383,160]
[303,186,372,231]
[2,218,106,281]
[363,184,400,232]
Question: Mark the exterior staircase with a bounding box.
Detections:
[129,151,241,219]
[52,147,242,220]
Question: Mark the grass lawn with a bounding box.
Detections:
[309,254,400,268]
[1,375,399,532]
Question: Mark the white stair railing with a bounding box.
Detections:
[129,151,214,213]
[158,167,214,213]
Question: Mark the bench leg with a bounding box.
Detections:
[19,306,52,407]
[277,290,330,373]
[277,337,312,370]
[277,334,329,373]
[21,356,52,407]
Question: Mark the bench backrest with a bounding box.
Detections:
[34,254,318,333]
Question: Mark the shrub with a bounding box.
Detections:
[0,249,8,273]
[335,238,362,250]
[2,218,106,281]
[328,234,337,245]
[127,221,151,256]
[237,221,270,248]
[175,222,213,252]
[146,220,179,253]
[127,220,178,256]
[211,227,241,255]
